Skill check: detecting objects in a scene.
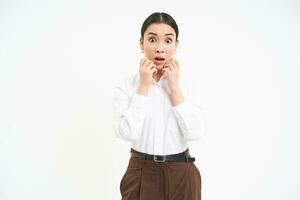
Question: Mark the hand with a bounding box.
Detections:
[162,58,180,92]
[138,57,157,89]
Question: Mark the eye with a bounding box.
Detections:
[166,38,173,43]
[148,37,156,43]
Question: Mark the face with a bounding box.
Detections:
[140,23,178,70]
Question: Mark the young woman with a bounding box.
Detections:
[113,12,206,200]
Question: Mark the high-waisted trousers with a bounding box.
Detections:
[120,148,202,200]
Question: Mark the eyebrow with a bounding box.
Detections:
[147,32,175,37]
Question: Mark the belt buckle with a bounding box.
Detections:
[154,155,166,162]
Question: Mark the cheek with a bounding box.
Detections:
[144,46,155,54]
[166,47,176,54]
[144,42,155,49]
[165,52,174,60]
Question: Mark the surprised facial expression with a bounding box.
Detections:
[140,23,178,70]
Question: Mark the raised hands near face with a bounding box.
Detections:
[138,57,180,92]
[162,58,180,92]
[138,57,157,88]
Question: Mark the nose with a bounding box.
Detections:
[156,49,164,53]
[156,43,165,53]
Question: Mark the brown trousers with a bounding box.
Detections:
[120,149,202,200]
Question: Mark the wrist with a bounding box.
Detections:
[170,89,185,106]
[170,87,180,94]
[137,85,150,96]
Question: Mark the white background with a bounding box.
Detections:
[1,0,299,199]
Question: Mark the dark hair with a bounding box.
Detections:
[141,12,179,41]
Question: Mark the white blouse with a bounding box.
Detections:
[112,70,207,155]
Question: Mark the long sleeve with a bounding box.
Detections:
[112,79,149,142]
[171,78,207,141]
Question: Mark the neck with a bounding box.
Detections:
[153,70,164,82]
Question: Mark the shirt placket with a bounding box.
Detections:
[153,83,164,155]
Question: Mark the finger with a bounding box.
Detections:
[150,68,157,74]
[163,65,169,70]
[173,58,180,67]
[146,62,155,70]
[163,67,171,73]
[147,64,157,73]
[144,58,154,67]
[163,66,169,69]
[166,59,173,65]
[168,63,175,71]
[171,60,176,67]
[163,62,171,68]
[140,57,148,66]
[171,60,179,69]
[144,60,154,68]
[165,59,173,67]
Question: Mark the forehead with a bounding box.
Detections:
[145,23,176,37]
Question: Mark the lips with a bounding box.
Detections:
[155,57,165,61]
[154,57,165,66]
[154,59,165,66]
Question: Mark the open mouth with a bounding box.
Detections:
[154,57,165,64]
[155,57,165,61]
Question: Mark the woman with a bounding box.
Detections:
[112,12,206,200]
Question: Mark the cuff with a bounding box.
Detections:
[172,100,190,118]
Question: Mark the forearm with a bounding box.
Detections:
[137,84,150,96]
[170,88,185,106]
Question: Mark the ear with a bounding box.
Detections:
[139,37,144,51]
[175,39,179,50]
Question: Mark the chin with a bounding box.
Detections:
[156,64,164,70]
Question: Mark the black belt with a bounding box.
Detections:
[130,148,195,162]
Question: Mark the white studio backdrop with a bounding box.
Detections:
[0,0,299,199]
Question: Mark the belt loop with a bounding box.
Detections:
[184,148,190,163]
[184,154,188,162]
